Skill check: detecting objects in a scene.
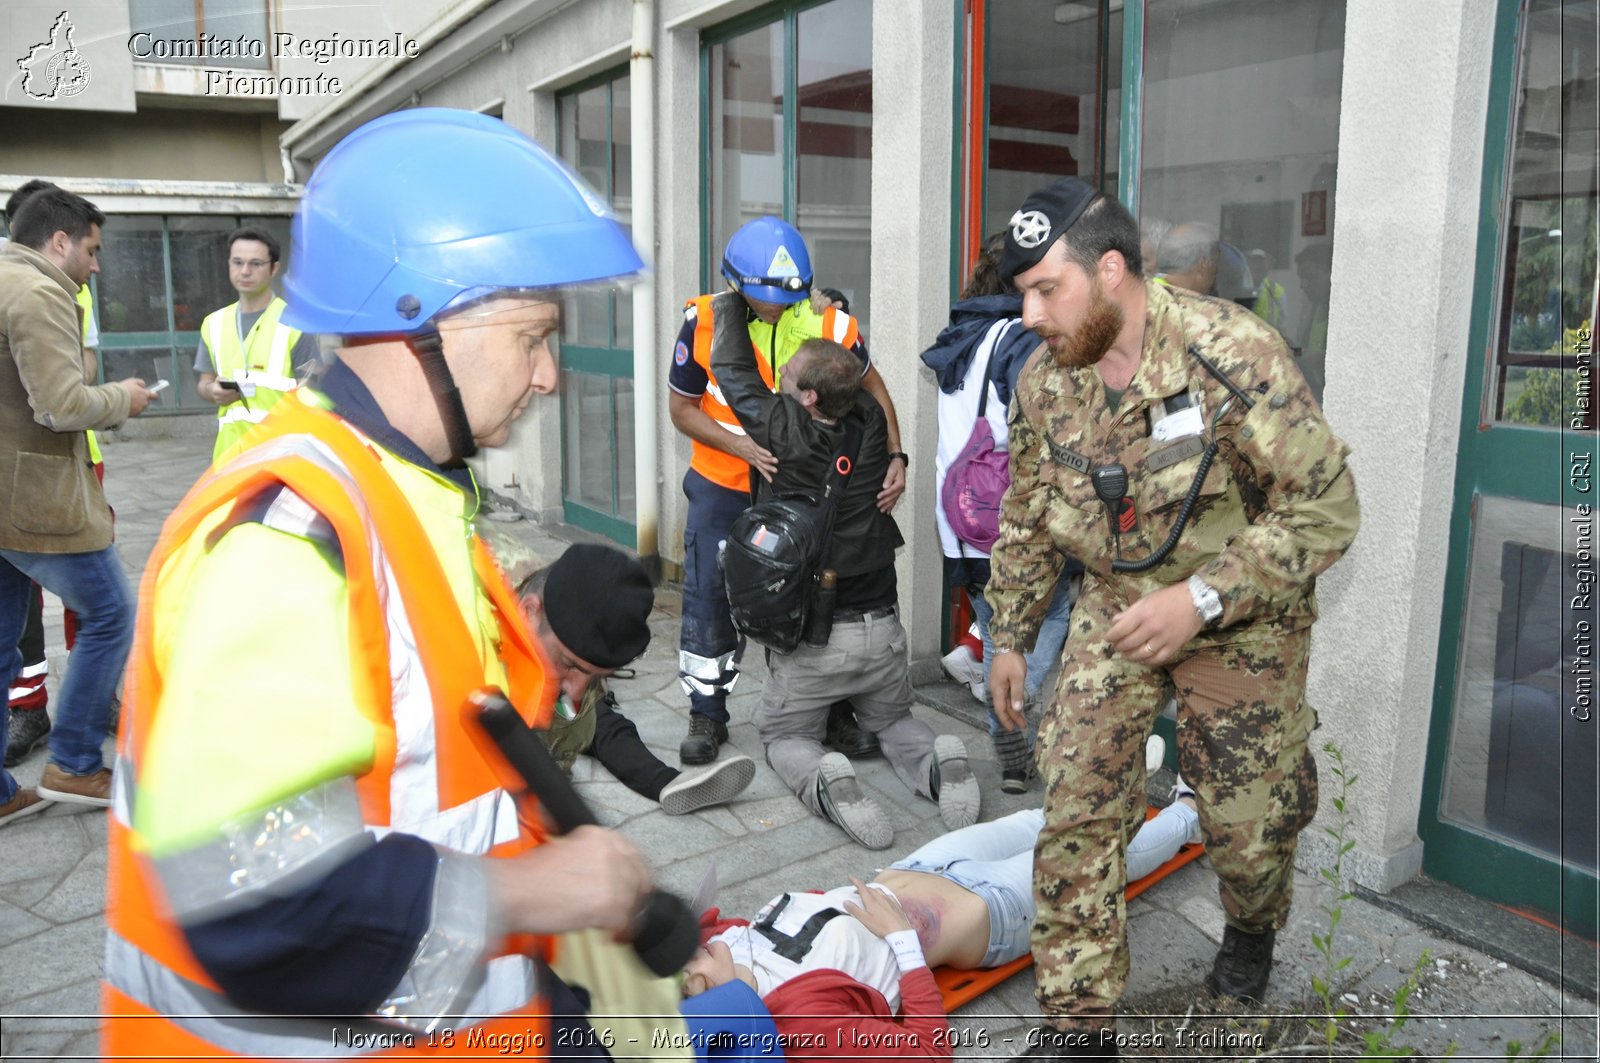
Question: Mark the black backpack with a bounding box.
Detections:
[720,420,862,653]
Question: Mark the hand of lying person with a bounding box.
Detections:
[843,876,912,938]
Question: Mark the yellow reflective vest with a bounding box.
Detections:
[200,296,303,462]
[75,284,101,465]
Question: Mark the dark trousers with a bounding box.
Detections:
[589,694,678,802]
[8,585,47,712]
[678,469,748,723]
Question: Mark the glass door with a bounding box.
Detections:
[558,72,637,545]
[1420,0,1597,937]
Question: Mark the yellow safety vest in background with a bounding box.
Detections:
[201,296,303,462]
[75,284,102,466]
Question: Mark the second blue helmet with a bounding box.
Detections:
[720,216,813,306]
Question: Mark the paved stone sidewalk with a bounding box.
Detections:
[1,433,1594,1060]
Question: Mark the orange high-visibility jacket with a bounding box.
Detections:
[103,392,561,1058]
[684,294,860,492]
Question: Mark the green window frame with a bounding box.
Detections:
[556,66,637,546]
[699,0,874,327]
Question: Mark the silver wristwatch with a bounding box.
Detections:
[1188,574,1223,627]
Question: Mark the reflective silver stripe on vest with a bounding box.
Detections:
[237,370,299,392]
[375,850,500,1030]
[105,928,418,1056]
[119,425,531,1034]
[829,310,850,343]
[151,778,371,923]
[217,405,270,427]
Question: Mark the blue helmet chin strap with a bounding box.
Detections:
[405,328,478,467]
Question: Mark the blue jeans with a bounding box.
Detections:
[971,575,1075,735]
[888,803,1200,967]
[0,545,134,800]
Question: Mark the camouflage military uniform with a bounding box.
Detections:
[986,279,1359,1023]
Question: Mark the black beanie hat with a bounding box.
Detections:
[542,544,654,669]
[999,176,1100,281]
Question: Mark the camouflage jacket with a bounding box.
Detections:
[987,280,1359,652]
[540,680,606,776]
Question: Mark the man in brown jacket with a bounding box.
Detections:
[0,186,156,824]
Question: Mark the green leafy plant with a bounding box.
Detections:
[1506,1031,1562,1059]
[1358,950,1429,1059]
[1310,740,1359,1047]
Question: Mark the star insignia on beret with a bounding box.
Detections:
[1010,210,1052,249]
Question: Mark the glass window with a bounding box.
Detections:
[129,0,270,69]
[708,0,873,330]
[611,78,635,347]
[562,369,617,514]
[556,71,637,536]
[796,1,872,329]
[168,216,235,332]
[1439,495,1598,870]
[96,215,168,334]
[983,0,1121,240]
[708,23,784,281]
[1140,0,1347,403]
[1489,0,1598,428]
[615,376,636,516]
[101,346,173,394]
[558,76,634,350]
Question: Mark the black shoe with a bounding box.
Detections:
[1010,1026,1119,1061]
[1001,770,1032,794]
[5,710,51,768]
[1207,925,1275,1003]
[679,715,728,766]
[825,701,881,759]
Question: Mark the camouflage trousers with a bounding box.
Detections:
[1031,584,1319,1022]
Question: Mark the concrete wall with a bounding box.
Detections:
[0,108,289,183]
[870,0,954,673]
[275,0,452,121]
[1297,0,1495,890]
[2,0,135,112]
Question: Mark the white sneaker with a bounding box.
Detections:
[940,644,984,689]
[1145,733,1166,774]
[659,754,756,816]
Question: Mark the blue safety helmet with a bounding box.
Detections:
[720,216,812,306]
[283,108,644,335]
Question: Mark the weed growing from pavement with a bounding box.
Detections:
[1310,740,1359,1047]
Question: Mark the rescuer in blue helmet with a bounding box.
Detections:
[667,216,906,767]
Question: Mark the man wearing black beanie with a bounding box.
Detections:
[518,544,755,815]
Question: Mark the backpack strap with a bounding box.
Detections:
[814,416,863,572]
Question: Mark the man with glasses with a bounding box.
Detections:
[195,227,321,461]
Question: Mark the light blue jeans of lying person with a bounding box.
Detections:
[887,802,1199,968]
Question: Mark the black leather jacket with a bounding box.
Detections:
[709,292,902,609]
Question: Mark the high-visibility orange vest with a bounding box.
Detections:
[684,294,860,492]
[103,394,561,1058]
